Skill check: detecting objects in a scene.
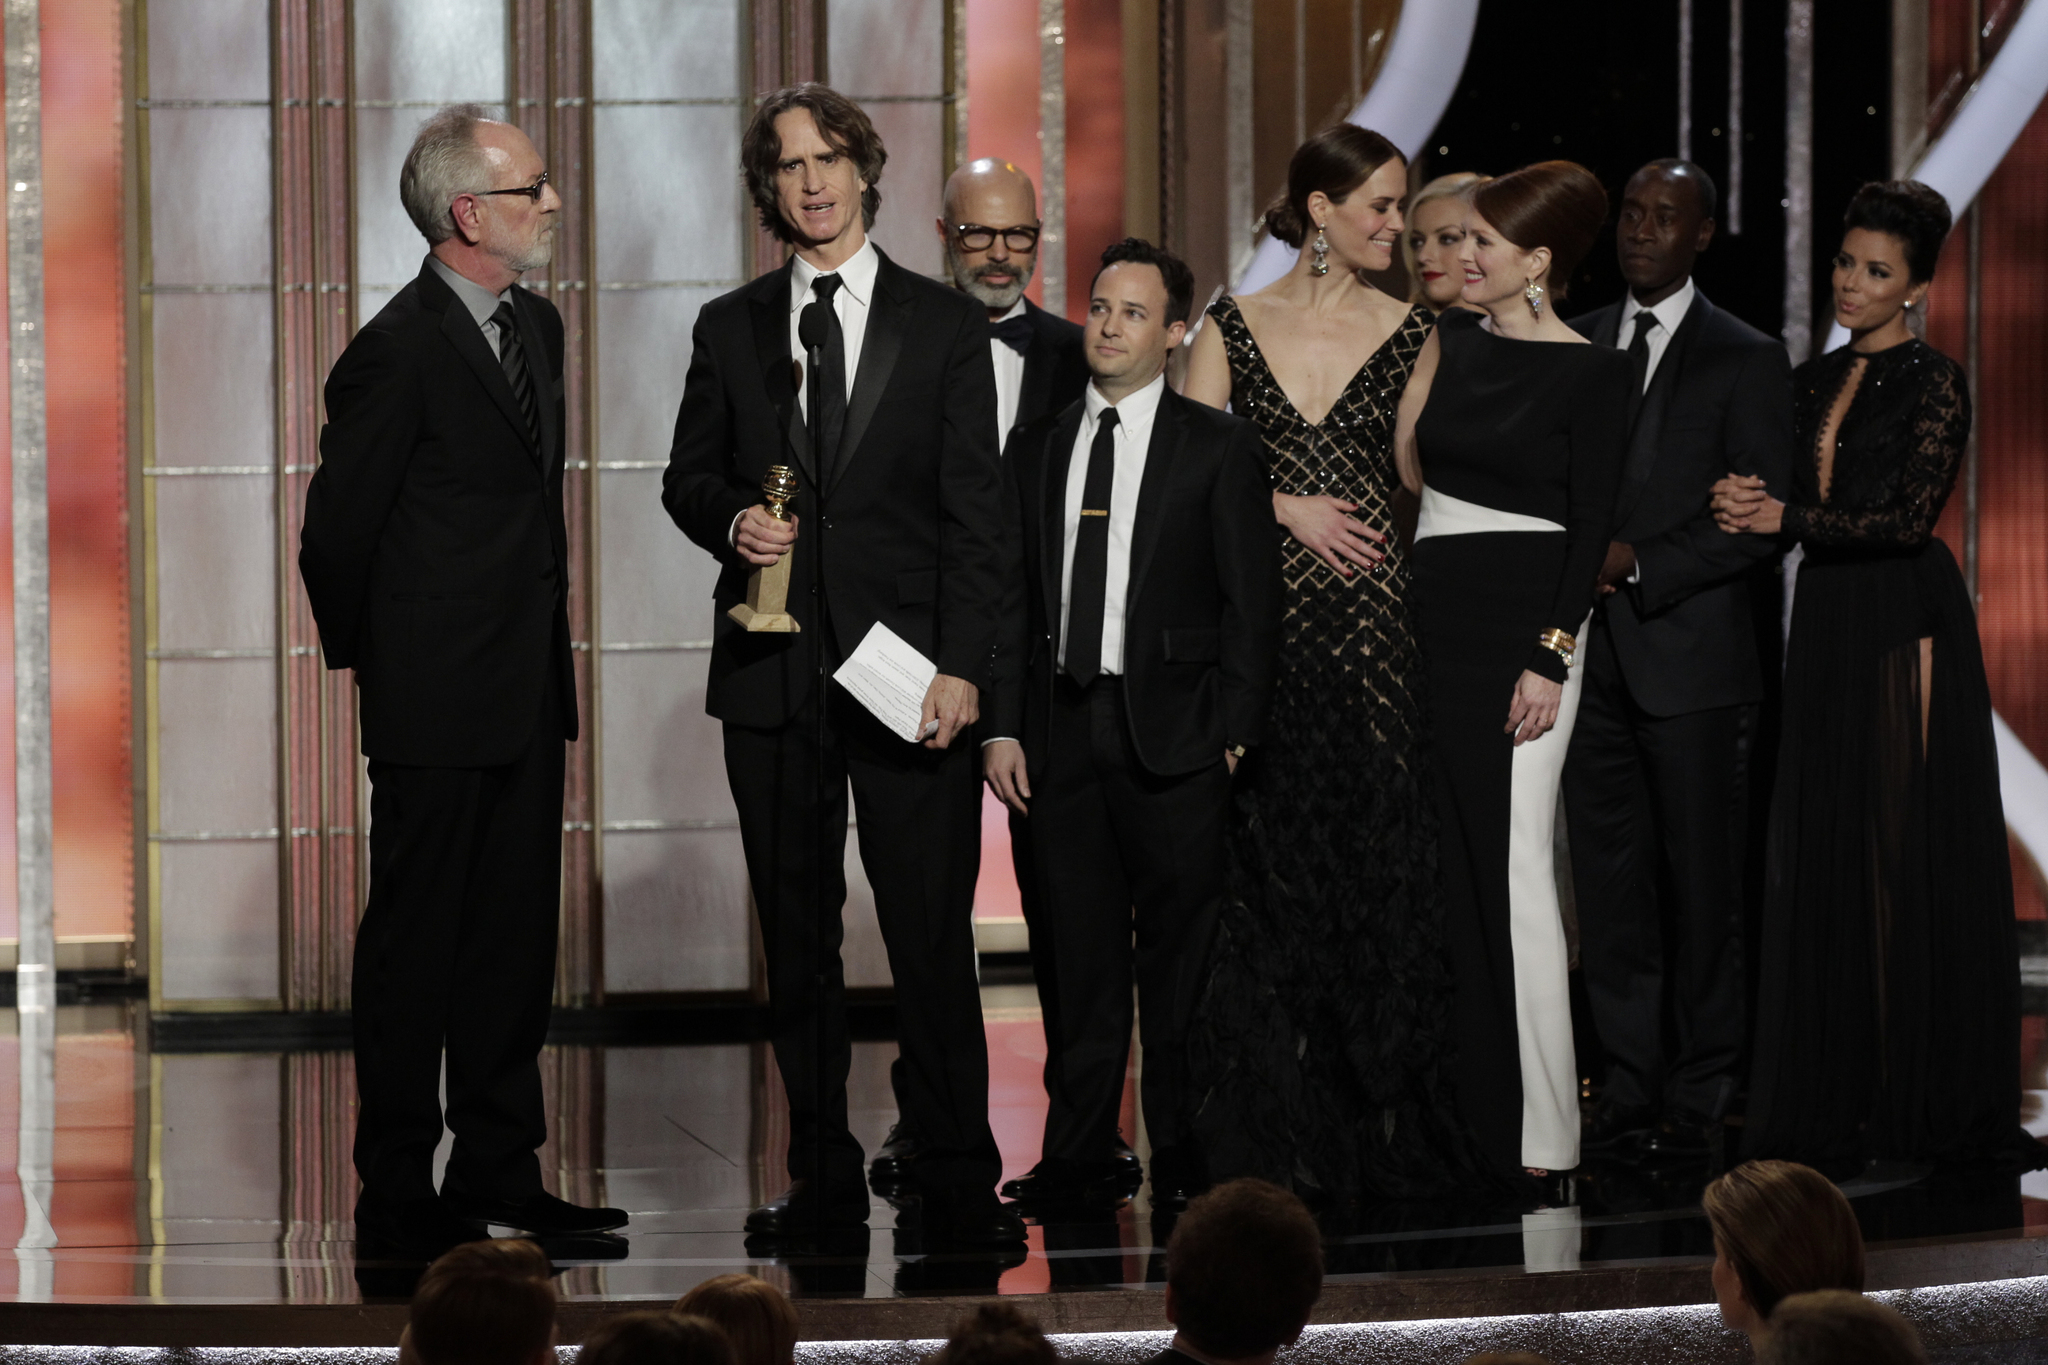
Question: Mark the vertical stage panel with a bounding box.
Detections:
[139,0,281,1007]
[591,0,753,997]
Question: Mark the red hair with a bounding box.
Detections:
[1470,160,1609,300]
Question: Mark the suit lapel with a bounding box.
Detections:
[1017,303,1056,431]
[1125,389,1185,603]
[1589,302,1622,349]
[747,262,817,488]
[1616,292,1710,520]
[1040,400,1087,631]
[836,249,909,492]
[436,284,536,459]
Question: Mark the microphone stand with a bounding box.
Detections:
[798,304,832,1242]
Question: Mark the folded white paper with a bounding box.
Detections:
[834,622,937,743]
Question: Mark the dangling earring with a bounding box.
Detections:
[1310,223,1330,277]
[1524,279,1545,317]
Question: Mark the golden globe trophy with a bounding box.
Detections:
[727,464,802,633]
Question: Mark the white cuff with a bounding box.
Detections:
[1627,561,1641,585]
[981,736,1017,747]
[728,509,746,548]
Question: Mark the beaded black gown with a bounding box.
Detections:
[1185,297,1490,1202]
[1744,338,2045,1170]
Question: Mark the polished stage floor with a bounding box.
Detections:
[1,988,2047,1308]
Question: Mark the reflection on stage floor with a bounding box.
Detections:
[0,990,2044,1306]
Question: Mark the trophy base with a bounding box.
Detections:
[728,603,801,633]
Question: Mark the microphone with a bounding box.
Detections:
[798,301,831,356]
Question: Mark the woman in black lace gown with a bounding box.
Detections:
[1712,182,2042,1170]
[1180,125,1489,1203]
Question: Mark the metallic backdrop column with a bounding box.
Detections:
[5,0,57,1302]
[1783,0,1813,360]
[1037,0,1065,316]
[1678,0,1693,161]
[1727,0,1742,234]
[275,0,361,1013]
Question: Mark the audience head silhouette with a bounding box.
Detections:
[1756,1291,1926,1365]
[929,1302,1060,1365]
[1165,1178,1324,1364]
[674,1273,800,1365]
[404,1239,556,1365]
[579,1311,738,1365]
[1703,1161,1866,1341]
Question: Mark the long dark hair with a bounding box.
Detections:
[741,83,887,243]
[1261,123,1403,248]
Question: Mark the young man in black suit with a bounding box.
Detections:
[663,84,1016,1246]
[1564,160,1795,1159]
[985,239,1281,1208]
[862,160,1097,1196]
[301,104,624,1255]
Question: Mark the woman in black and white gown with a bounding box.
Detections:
[1394,162,1629,1180]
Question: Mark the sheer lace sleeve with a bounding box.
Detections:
[1783,353,1969,549]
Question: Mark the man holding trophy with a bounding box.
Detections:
[661,84,1015,1248]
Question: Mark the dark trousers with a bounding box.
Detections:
[723,688,997,1195]
[352,680,564,1207]
[1026,676,1228,1162]
[1563,624,1750,1118]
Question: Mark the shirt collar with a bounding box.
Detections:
[1621,276,1696,337]
[1084,368,1167,428]
[995,298,1027,323]
[790,238,880,313]
[426,254,512,330]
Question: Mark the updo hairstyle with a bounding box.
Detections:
[1262,123,1403,249]
[1842,180,1952,283]
[1469,160,1609,301]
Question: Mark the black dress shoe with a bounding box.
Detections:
[354,1195,489,1262]
[1000,1158,1140,1204]
[1147,1147,1207,1210]
[1109,1136,1143,1179]
[896,1190,1027,1248]
[1582,1099,1659,1153]
[868,1124,922,1189]
[746,1180,869,1235]
[1642,1107,1719,1160]
[442,1187,629,1235]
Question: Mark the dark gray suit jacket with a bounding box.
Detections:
[1570,289,1794,716]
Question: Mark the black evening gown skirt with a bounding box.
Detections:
[1745,537,2046,1170]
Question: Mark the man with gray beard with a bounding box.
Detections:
[934,159,1088,449]
[302,104,624,1257]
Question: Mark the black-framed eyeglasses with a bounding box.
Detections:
[478,171,550,202]
[952,222,1040,252]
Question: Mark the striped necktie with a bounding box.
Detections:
[490,299,541,448]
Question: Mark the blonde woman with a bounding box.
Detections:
[1404,171,1490,313]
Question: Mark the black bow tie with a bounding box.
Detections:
[990,314,1033,355]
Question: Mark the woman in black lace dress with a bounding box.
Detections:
[1712,182,2042,1170]
[1180,125,1489,1203]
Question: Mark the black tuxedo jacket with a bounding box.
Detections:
[299,259,577,767]
[1570,289,1794,716]
[992,386,1281,777]
[1013,297,1089,434]
[663,247,1004,728]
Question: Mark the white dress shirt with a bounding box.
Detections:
[426,255,515,359]
[731,239,881,547]
[789,237,877,415]
[990,298,1027,443]
[1615,277,1696,587]
[1618,275,1695,392]
[1057,370,1167,677]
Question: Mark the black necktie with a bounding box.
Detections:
[990,314,1033,354]
[1627,310,1657,395]
[805,274,849,487]
[1064,408,1119,686]
[491,300,540,448]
